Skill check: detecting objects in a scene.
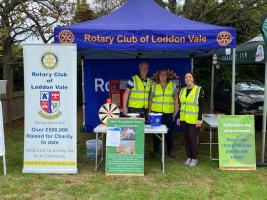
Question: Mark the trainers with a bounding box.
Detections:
[184,158,191,165]
[188,159,198,167]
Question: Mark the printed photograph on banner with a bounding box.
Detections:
[106,127,121,147]
[116,127,136,154]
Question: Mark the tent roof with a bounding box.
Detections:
[54,0,236,58]
[215,35,265,65]
[62,0,232,31]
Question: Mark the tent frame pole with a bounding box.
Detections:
[210,63,215,113]
[81,58,86,131]
[191,57,194,73]
[231,48,236,115]
[261,61,267,163]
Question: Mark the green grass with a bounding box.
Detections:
[0,118,267,200]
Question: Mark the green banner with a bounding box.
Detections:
[105,118,144,175]
[218,115,256,169]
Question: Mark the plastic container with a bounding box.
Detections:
[149,113,163,126]
[86,139,102,159]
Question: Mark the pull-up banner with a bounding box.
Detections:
[23,44,77,174]
[218,115,256,170]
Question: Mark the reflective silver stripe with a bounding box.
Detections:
[180,110,199,115]
[131,90,149,94]
[185,102,198,106]
[194,86,201,104]
[153,94,173,98]
[152,101,174,105]
[129,97,146,101]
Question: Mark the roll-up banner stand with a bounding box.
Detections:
[23,44,77,174]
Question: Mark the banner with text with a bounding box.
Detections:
[106,118,144,175]
[218,115,256,170]
[23,44,77,174]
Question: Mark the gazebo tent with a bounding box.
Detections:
[54,0,236,131]
[212,31,267,165]
[215,35,265,65]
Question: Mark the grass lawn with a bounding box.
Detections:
[0,116,267,200]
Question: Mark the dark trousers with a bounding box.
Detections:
[153,113,174,154]
[181,121,198,159]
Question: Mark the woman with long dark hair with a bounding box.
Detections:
[177,72,204,167]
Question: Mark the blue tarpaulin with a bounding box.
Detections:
[54,0,236,53]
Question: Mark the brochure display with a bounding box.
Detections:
[218,115,256,170]
[105,118,144,176]
[23,44,77,174]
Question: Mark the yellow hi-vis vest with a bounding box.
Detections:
[179,85,201,124]
[151,81,176,114]
[128,75,152,109]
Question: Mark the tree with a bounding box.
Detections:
[0,0,74,124]
[181,0,267,43]
[73,0,96,23]
[93,0,126,16]
[168,0,177,13]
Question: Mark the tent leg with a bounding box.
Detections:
[210,64,215,113]
[3,156,6,175]
[81,58,86,131]
[231,48,236,115]
[191,57,194,73]
[258,61,267,166]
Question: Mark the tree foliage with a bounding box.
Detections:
[73,0,96,23]
[0,0,74,123]
[182,0,267,43]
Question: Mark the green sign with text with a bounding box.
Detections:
[218,115,256,170]
[105,118,144,175]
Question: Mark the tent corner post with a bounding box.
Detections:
[210,64,215,113]
[190,55,194,73]
[81,58,86,132]
[231,48,236,115]
[260,61,267,163]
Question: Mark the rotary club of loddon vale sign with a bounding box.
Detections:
[23,44,77,174]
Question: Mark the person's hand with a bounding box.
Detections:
[176,119,180,126]
[122,107,128,116]
[196,120,202,128]
[172,112,177,121]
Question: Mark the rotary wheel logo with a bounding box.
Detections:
[217,31,233,46]
[41,52,58,69]
[58,29,74,43]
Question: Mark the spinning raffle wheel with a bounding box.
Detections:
[98,103,120,124]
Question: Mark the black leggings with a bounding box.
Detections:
[181,121,198,159]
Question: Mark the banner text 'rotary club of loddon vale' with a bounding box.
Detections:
[23,44,77,174]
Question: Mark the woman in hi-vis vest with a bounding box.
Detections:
[177,72,204,167]
[149,69,179,158]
